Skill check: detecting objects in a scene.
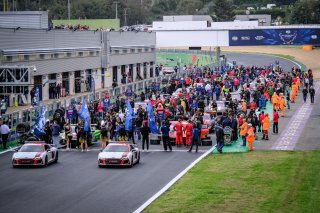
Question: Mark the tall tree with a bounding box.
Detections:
[289,0,320,24]
[211,0,234,21]
[176,0,203,15]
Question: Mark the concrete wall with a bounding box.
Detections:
[0,11,48,29]
[102,31,156,67]
[152,21,209,30]
[3,57,101,77]
[0,28,101,50]
[163,15,213,22]
[156,30,229,47]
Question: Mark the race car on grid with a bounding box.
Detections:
[12,142,58,168]
[98,141,140,168]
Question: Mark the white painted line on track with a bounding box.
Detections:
[133,146,216,213]
[59,148,207,153]
[0,145,21,155]
[272,82,320,150]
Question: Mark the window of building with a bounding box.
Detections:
[5,56,12,62]
[67,52,72,58]
[78,52,83,57]
[54,53,59,59]
[40,54,45,59]
[89,51,95,56]
[123,49,128,54]
[24,55,29,61]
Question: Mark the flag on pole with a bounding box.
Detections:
[33,104,46,137]
[79,101,90,131]
[125,100,135,131]
[147,102,158,134]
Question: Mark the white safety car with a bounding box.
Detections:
[98,142,140,168]
[12,142,58,167]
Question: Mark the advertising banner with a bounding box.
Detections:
[229,29,320,46]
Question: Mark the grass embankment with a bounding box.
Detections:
[145,151,320,213]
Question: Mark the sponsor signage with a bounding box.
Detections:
[229,29,320,46]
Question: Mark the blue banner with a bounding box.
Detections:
[125,100,135,131]
[33,104,46,136]
[147,102,158,134]
[229,29,320,46]
[79,101,90,131]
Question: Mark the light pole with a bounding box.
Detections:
[68,0,71,20]
[113,1,119,20]
[124,8,130,26]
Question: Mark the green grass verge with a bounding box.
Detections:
[53,19,120,30]
[145,151,320,213]
[156,52,213,67]
[0,140,19,152]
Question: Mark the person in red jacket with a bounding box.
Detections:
[273,109,279,134]
[249,100,257,111]
[258,111,265,132]
[185,120,193,146]
[174,119,184,146]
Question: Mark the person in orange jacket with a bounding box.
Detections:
[279,95,286,117]
[185,120,193,146]
[174,119,184,146]
[296,77,301,90]
[241,100,247,112]
[246,123,255,151]
[239,118,248,146]
[262,113,270,140]
[291,83,298,103]
[271,93,279,110]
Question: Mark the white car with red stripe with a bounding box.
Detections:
[98,142,140,168]
[12,142,58,168]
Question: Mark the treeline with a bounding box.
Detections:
[1,0,319,25]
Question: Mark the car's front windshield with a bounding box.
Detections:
[19,145,44,152]
[104,145,129,152]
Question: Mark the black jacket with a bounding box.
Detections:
[140,126,150,137]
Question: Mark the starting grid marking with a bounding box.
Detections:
[272,82,320,150]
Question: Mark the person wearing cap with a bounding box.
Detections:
[246,123,255,151]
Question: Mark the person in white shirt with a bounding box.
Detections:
[0,121,10,150]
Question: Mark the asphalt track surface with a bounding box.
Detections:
[0,53,300,213]
[0,145,207,213]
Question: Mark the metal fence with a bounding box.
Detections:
[2,74,174,134]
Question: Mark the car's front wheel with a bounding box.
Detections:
[136,152,140,164]
[44,156,48,167]
[129,156,133,168]
[54,152,59,163]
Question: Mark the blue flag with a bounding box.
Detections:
[147,102,158,134]
[125,100,135,131]
[33,104,46,137]
[79,101,90,131]
[34,87,39,106]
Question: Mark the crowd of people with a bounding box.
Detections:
[31,63,315,153]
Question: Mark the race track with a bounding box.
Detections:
[0,53,299,213]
